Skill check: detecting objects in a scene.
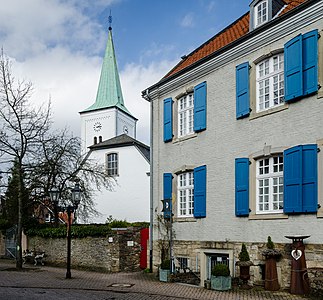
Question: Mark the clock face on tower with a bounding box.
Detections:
[93,121,102,132]
[123,125,128,134]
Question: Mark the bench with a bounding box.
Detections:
[23,250,45,266]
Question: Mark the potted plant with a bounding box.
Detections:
[159,259,171,282]
[210,263,231,291]
[262,236,281,291]
[236,243,253,288]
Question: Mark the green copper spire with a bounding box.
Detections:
[82,26,132,116]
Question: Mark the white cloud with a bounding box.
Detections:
[0,0,176,145]
[120,60,177,144]
[180,13,195,28]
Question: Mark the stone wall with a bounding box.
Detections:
[27,228,142,272]
[153,239,323,291]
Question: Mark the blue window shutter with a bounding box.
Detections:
[163,98,173,142]
[284,35,303,101]
[235,158,249,216]
[194,165,207,218]
[284,146,303,213]
[302,30,318,96]
[163,173,173,218]
[236,62,250,119]
[194,81,207,132]
[302,144,318,212]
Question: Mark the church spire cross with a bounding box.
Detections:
[108,10,112,31]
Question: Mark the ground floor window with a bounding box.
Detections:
[256,155,283,214]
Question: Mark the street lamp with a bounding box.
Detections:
[49,183,82,279]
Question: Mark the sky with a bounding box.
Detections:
[0,0,250,145]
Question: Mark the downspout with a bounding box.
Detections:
[144,88,154,273]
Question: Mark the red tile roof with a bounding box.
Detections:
[165,0,310,78]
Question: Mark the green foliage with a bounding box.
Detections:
[25,224,113,238]
[211,264,230,277]
[239,243,250,262]
[266,236,275,249]
[160,259,170,270]
[106,215,149,229]
[0,217,11,231]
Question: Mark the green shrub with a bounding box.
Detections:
[160,259,170,270]
[266,236,275,249]
[239,243,250,262]
[211,264,230,277]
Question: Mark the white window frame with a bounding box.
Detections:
[256,53,284,112]
[256,155,284,214]
[177,171,194,217]
[178,93,194,137]
[106,152,118,176]
[255,0,268,27]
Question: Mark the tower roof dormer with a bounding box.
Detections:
[81,24,133,117]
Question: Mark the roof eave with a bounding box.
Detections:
[142,0,317,98]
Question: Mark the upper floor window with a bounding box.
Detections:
[106,153,118,176]
[256,53,284,112]
[178,171,194,217]
[256,155,283,214]
[255,0,268,27]
[178,93,194,137]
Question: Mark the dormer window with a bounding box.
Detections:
[255,0,268,27]
[249,0,286,31]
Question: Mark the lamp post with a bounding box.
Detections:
[49,183,81,279]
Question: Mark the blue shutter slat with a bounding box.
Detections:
[163,173,173,218]
[302,30,318,96]
[194,165,207,218]
[302,144,318,212]
[284,35,303,101]
[235,158,249,216]
[194,81,207,132]
[163,98,173,142]
[284,146,303,213]
[236,62,250,119]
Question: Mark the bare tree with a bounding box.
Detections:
[0,51,50,269]
[28,129,114,222]
[0,51,113,268]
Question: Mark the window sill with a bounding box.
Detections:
[249,103,288,120]
[316,211,323,218]
[249,213,288,220]
[174,217,197,223]
[173,133,197,144]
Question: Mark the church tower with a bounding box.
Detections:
[80,21,137,153]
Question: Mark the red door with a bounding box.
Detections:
[140,228,149,269]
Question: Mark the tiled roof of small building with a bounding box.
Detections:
[89,134,150,162]
[164,0,309,79]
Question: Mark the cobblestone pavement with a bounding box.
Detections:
[0,259,312,300]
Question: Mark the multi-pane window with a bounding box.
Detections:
[257,155,283,214]
[178,172,194,217]
[107,153,118,176]
[256,53,284,111]
[255,0,268,27]
[178,93,194,137]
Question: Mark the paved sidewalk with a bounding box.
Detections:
[0,259,311,300]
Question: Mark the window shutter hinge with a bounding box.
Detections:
[249,208,251,212]
[318,204,321,209]
[317,148,320,153]
[249,108,252,112]
[318,83,321,90]
[249,160,251,165]
[318,33,321,39]
[248,65,251,70]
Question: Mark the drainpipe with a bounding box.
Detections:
[144,89,154,273]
